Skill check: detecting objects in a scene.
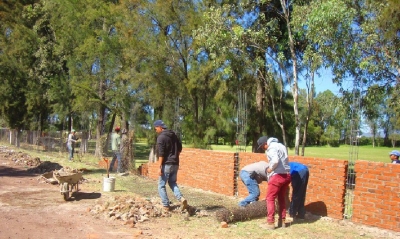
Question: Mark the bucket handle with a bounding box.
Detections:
[103,158,109,178]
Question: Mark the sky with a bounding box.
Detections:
[297,67,373,135]
[298,67,354,95]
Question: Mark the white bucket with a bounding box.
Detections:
[103,177,116,192]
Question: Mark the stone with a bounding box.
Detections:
[221,221,228,228]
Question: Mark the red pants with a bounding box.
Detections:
[266,173,291,223]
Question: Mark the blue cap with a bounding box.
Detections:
[389,150,400,157]
[153,120,167,129]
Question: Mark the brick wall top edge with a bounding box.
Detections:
[355,161,389,167]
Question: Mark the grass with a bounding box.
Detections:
[204,144,394,163]
[9,140,393,166]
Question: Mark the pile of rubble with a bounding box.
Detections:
[0,145,63,174]
[88,195,210,228]
[0,146,42,167]
[28,161,63,174]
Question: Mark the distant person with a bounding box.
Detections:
[67,129,79,162]
[258,136,291,230]
[389,150,400,164]
[238,161,269,207]
[288,162,309,220]
[109,126,122,173]
[154,119,188,211]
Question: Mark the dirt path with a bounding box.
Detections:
[0,157,136,239]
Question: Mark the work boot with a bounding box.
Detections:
[259,222,275,230]
[180,197,188,211]
[277,219,287,228]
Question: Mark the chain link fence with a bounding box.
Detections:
[0,128,96,155]
[0,128,136,171]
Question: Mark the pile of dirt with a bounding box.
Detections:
[0,145,63,173]
[88,195,210,228]
[0,146,41,167]
[28,161,63,174]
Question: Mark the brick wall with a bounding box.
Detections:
[144,148,236,196]
[141,148,347,220]
[239,153,347,219]
[352,160,400,232]
[289,156,347,220]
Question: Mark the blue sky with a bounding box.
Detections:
[298,67,353,95]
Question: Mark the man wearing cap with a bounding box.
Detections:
[257,136,291,230]
[109,126,121,173]
[67,129,79,162]
[389,150,400,164]
[238,161,269,207]
[154,119,188,211]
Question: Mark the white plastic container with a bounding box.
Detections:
[103,177,116,192]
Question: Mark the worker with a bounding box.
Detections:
[288,162,309,220]
[238,161,269,207]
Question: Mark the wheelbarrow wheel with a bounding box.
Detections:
[62,182,70,201]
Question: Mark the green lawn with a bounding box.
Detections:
[176,144,394,163]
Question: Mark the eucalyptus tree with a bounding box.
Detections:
[193,2,299,149]
[387,96,400,147]
[362,85,388,147]
[270,0,303,154]
[295,0,399,144]
[362,0,399,84]
[313,90,345,145]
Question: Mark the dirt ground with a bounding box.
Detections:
[1,146,400,239]
[0,158,137,238]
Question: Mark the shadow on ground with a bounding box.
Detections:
[70,192,102,201]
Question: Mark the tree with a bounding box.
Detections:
[0,0,40,134]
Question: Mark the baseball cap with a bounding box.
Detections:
[257,136,269,150]
[389,150,400,157]
[153,120,167,129]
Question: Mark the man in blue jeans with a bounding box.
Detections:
[154,119,188,211]
[239,161,269,207]
[288,162,309,220]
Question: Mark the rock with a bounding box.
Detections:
[133,230,143,236]
[221,221,228,228]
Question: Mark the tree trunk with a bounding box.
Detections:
[253,76,265,152]
[120,110,131,171]
[280,0,300,154]
[301,71,315,156]
[95,80,107,157]
[104,113,116,153]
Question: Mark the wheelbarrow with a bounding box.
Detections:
[53,171,83,201]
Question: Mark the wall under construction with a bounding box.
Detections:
[141,148,347,219]
[140,148,399,232]
[351,160,400,232]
